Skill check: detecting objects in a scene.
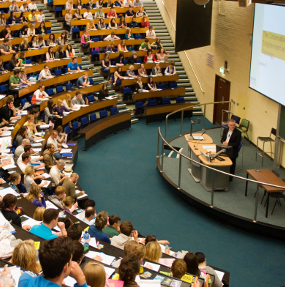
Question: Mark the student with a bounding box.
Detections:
[8,52,22,71]
[113,66,125,86]
[31,85,49,105]
[63,94,75,110]
[55,45,65,59]
[28,10,38,23]
[42,144,56,172]
[47,130,64,159]
[136,5,147,17]
[126,64,137,78]
[8,172,22,194]
[28,23,36,36]
[75,0,83,9]
[81,30,91,49]
[0,25,12,39]
[127,51,137,65]
[9,0,20,12]
[111,220,139,249]
[77,72,90,87]
[171,259,187,280]
[30,209,67,240]
[101,52,110,78]
[57,32,69,45]
[28,0,38,11]
[138,63,147,77]
[50,160,69,186]
[46,34,57,46]
[62,196,78,214]
[156,47,170,62]
[195,252,223,287]
[11,240,41,275]
[81,207,96,225]
[86,19,96,31]
[152,62,163,76]
[129,16,139,28]
[98,83,109,99]
[44,100,60,124]
[143,49,156,63]
[125,6,135,18]
[26,185,46,208]
[66,0,73,10]
[29,35,38,48]
[104,31,120,41]
[0,39,15,55]
[20,3,29,12]
[18,237,88,287]
[106,42,116,53]
[97,18,106,30]
[72,91,85,105]
[94,6,105,18]
[0,14,6,26]
[184,252,211,287]
[96,0,104,7]
[88,211,111,243]
[19,12,28,24]
[67,57,81,72]
[33,206,46,221]
[65,9,73,32]
[83,262,106,287]
[88,0,96,8]
[38,65,53,80]
[107,7,117,18]
[37,35,46,48]
[54,99,71,116]
[108,18,117,29]
[125,27,134,39]
[117,40,128,52]
[115,52,124,65]
[62,173,86,199]
[140,16,150,28]
[147,76,157,90]
[0,194,31,230]
[38,9,46,22]
[134,76,144,93]
[103,214,121,237]
[139,38,151,50]
[36,21,47,34]
[72,241,85,265]
[146,26,156,39]
[24,166,46,192]
[66,43,75,57]
[20,38,29,50]
[165,61,176,75]
[118,255,140,287]
[118,15,128,29]
[133,0,143,7]
[74,8,83,20]
[67,223,82,241]
[144,241,162,263]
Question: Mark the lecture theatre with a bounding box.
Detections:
[0,0,284,286]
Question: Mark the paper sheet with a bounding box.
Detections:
[21,215,42,228]
[63,276,77,287]
[77,194,88,199]
[41,180,50,188]
[2,164,16,170]
[41,173,51,179]
[0,187,20,197]
[0,266,21,286]
[75,190,81,194]
[34,139,44,143]
[143,261,160,272]
[158,258,175,268]
[140,280,161,287]
[32,148,42,152]
[31,143,42,147]
[193,136,205,140]
[104,266,116,278]
[46,200,59,210]
[89,237,97,248]
[60,149,72,153]
[85,251,116,266]
[214,270,225,282]
[40,124,50,129]
[0,131,12,136]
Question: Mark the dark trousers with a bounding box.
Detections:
[229,157,236,181]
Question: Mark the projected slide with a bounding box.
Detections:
[250,4,285,106]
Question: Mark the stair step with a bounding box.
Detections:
[193,106,201,110]
[117,103,127,109]
[178,79,190,83]
[184,96,197,101]
[131,118,139,124]
[184,92,196,97]
[119,108,130,113]
[193,111,203,116]
[185,87,194,92]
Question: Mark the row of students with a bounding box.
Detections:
[1,9,46,25]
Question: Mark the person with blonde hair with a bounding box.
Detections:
[24,165,45,192]
[62,196,78,214]
[83,262,106,287]
[126,65,137,78]
[88,211,110,244]
[26,185,46,208]
[63,93,74,110]
[10,240,41,274]
[86,19,96,31]
[27,23,36,36]
[53,99,70,116]
[144,241,162,263]
[33,206,46,221]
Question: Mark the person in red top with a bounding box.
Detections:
[141,16,150,28]
[107,7,117,18]
[31,85,49,105]
[143,49,156,63]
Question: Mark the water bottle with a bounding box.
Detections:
[83,230,89,248]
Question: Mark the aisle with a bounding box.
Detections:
[74,119,285,287]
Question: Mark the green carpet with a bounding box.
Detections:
[74,117,285,287]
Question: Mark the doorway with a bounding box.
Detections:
[213,75,231,125]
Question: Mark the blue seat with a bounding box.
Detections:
[65,125,72,136]
[124,60,128,65]
[80,116,89,127]
[28,95,33,103]
[55,69,62,76]
[90,113,98,123]
[89,78,94,85]
[46,88,54,96]
[111,60,115,65]
[20,98,27,108]
[72,121,80,136]
[137,59,142,64]
[135,35,142,39]
[0,84,7,94]
[56,86,64,93]
[123,87,132,101]
[99,110,108,118]
[135,102,144,109]
[148,100,157,106]
[41,112,45,122]
[92,37,100,42]
[66,83,73,90]
[72,27,79,33]
[157,84,166,90]
[176,97,185,103]
[26,59,32,64]
[169,82,178,89]
[55,6,62,11]
[162,98,171,105]
[110,107,119,115]
[47,30,51,34]
[91,49,99,55]
[87,94,95,103]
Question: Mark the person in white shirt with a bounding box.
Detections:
[17,152,31,173]
[28,0,38,11]
[81,207,96,225]
[31,85,49,105]
[9,1,20,12]
[37,9,45,22]
[133,0,143,7]
[104,31,120,41]
[49,160,69,186]
[17,144,44,167]
[27,24,36,36]
[23,165,45,192]
[164,61,176,75]
[146,26,156,39]
[123,0,133,7]
[83,8,93,20]
[20,3,29,12]
[38,65,53,81]
[47,130,63,160]
[14,139,30,162]
[65,0,73,10]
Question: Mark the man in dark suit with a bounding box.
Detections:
[221,119,241,180]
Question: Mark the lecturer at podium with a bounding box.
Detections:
[221,119,241,180]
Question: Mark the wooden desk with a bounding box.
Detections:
[133,87,185,101]
[186,135,232,191]
[79,111,131,150]
[80,27,148,37]
[62,7,142,14]
[3,11,40,19]
[55,0,109,5]
[184,133,213,144]
[89,38,155,48]
[99,49,158,60]
[122,74,178,86]
[0,57,82,84]
[110,62,168,73]
[0,1,29,9]
[19,69,93,98]
[0,44,68,63]
[61,98,117,125]
[0,22,51,32]
[245,169,285,217]
[70,17,147,26]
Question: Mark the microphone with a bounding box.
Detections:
[194,130,206,150]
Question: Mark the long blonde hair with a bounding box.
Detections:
[24,165,34,176]
[33,206,46,221]
[62,196,75,208]
[26,185,41,202]
[65,94,72,108]
[56,99,63,108]
[144,241,162,263]
[83,262,106,287]
[11,240,41,274]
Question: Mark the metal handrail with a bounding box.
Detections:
[160,0,205,93]
[164,101,231,140]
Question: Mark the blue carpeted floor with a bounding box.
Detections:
[74,117,285,287]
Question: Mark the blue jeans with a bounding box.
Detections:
[54,152,62,160]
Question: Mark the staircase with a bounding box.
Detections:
[143,1,203,116]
